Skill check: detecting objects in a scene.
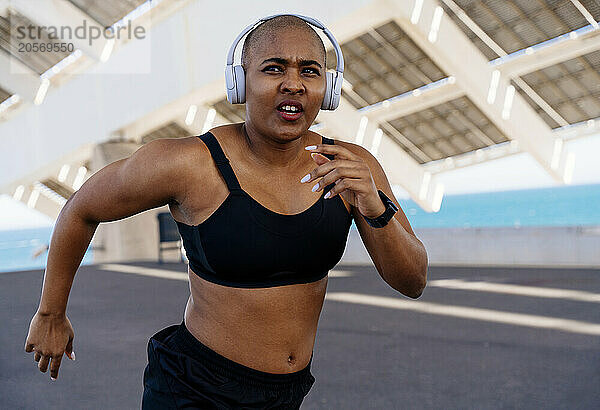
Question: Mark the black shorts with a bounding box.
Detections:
[142,320,316,409]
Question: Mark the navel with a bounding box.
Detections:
[287,354,296,366]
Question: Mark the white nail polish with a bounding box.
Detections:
[71,351,76,361]
[51,377,56,381]
[324,191,331,199]
[312,182,319,192]
[300,174,310,183]
[305,145,317,150]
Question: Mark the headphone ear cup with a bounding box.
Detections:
[233,65,246,103]
[225,65,246,104]
[330,71,343,110]
[225,65,237,104]
[321,71,334,110]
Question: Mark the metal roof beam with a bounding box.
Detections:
[361,78,463,122]
[496,27,600,78]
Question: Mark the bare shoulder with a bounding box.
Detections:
[146,136,207,175]
[71,135,212,224]
[141,135,217,203]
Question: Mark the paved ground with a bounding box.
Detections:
[2,262,599,409]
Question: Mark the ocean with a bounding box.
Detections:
[398,182,600,229]
[0,226,94,274]
[1,182,599,273]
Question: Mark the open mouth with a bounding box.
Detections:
[276,100,304,121]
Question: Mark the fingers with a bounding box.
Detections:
[25,342,34,353]
[310,152,329,163]
[30,343,74,380]
[38,354,50,373]
[301,159,359,184]
[35,352,65,380]
[301,164,366,194]
[319,167,365,192]
[66,337,75,360]
[50,354,63,380]
[324,178,363,199]
[305,143,361,161]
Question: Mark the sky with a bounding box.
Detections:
[1,131,599,231]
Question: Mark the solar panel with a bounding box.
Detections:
[213,98,246,123]
[441,0,600,59]
[141,121,191,144]
[0,86,11,103]
[67,0,146,28]
[0,9,70,75]
[514,49,600,128]
[384,96,508,164]
[327,20,446,109]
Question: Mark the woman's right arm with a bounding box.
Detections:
[25,137,194,380]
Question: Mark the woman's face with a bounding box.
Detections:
[244,27,326,140]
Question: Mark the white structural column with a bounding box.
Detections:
[386,0,572,182]
[497,27,600,78]
[362,79,463,125]
[9,0,107,61]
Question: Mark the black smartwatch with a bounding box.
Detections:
[361,190,398,228]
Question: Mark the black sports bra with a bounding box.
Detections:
[174,131,353,288]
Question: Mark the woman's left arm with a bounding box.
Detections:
[304,140,428,298]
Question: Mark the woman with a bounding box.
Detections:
[24,14,427,409]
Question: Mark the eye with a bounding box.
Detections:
[263,65,282,72]
[262,65,320,75]
[303,67,320,75]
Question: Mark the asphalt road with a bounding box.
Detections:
[2,262,599,409]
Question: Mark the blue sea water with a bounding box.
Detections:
[396,182,600,229]
[0,227,94,273]
[1,183,599,273]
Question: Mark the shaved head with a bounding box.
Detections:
[241,15,326,70]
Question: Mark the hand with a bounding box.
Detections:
[25,311,75,381]
[301,144,386,218]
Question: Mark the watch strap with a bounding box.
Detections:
[361,190,398,228]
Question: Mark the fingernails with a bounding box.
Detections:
[300,174,310,183]
[71,351,76,361]
[305,145,317,150]
[51,377,56,381]
[312,182,319,192]
[324,191,331,199]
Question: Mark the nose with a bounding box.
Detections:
[280,70,305,94]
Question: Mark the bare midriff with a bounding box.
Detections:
[184,269,328,374]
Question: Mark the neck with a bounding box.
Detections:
[240,122,315,169]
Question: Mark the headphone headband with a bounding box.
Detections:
[226,13,344,73]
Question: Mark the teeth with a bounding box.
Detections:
[280,105,300,113]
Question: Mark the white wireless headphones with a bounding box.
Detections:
[225,13,344,111]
